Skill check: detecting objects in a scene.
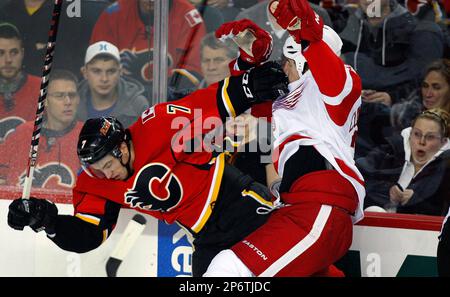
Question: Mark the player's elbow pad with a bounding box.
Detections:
[49,215,106,253]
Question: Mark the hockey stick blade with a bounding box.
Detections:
[106,214,147,277]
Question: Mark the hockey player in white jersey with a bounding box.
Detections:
[204,0,365,276]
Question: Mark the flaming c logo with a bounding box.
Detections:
[125,163,183,212]
[19,163,74,189]
[0,117,25,140]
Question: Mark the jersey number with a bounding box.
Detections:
[167,104,191,114]
[124,163,183,212]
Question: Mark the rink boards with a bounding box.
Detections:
[0,189,443,277]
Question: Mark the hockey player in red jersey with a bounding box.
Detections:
[7,59,289,276]
[204,0,365,276]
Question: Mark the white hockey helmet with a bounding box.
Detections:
[282,25,343,74]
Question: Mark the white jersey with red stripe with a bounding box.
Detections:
[271,40,365,223]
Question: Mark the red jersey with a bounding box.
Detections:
[0,121,83,190]
[90,0,206,86]
[0,74,41,141]
[73,77,247,233]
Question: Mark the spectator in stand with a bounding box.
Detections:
[341,0,445,159]
[206,0,260,22]
[402,0,446,23]
[357,108,450,216]
[90,0,207,100]
[0,0,9,9]
[235,0,332,60]
[0,69,83,190]
[0,0,50,76]
[339,0,445,106]
[198,32,238,88]
[188,0,225,33]
[320,0,354,33]
[0,0,109,78]
[0,22,40,141]
[78,41,149,128]
[391,59,450,132]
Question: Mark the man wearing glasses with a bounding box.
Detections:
[0,69,83,190]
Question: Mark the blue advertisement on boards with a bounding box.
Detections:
[157,221,193,276]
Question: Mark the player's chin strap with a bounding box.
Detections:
[120,129,134,180]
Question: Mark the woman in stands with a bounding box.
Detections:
[357,108,450,215]
[391,59,450,132]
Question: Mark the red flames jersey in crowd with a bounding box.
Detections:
[0,121,83,190]
[90,0,206,86]
[0,74,41,141]
[73,80,240,234]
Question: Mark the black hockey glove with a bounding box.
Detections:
[8,197,58,234]
[242,61,289,103]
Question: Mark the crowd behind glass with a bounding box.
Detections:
[0,0,449,218]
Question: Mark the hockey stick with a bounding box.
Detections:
[106,214,147,277]
[22,0,64,200]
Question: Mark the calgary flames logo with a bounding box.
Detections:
[19,163,75,189]
[125,163,183,212]
[0,117,25,141]
[120,49,174,84]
